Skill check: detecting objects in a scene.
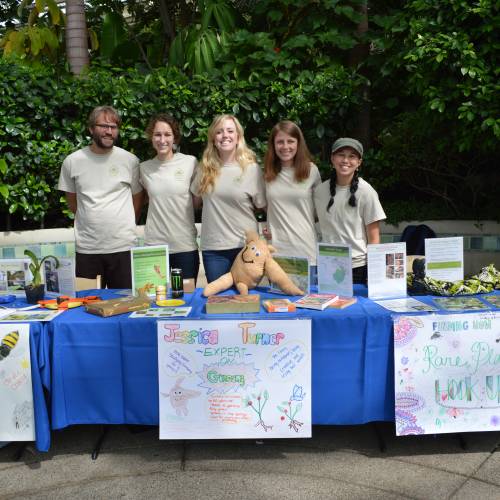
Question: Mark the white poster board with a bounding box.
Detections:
[131,245,169,297]
[44,257,76,297]
[0,259,32,296]
[394,311,500,435]
[158,319,311,439]
[0,324,35,441]
[317,243,353,297]
[425,237,464,281]
[367,242,407,299]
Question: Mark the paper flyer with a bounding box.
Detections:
[158,319,311,439]
[425,237,464,282]
[433,297,490,311]
[367,242,407,299]
[0,309,65,322]
[0,324,35,441]
[44,257,76,298]
[131,245,169,297]
[130,307,192,318]
[374,297,437,313]
[0,259,32,296]
[316,243,353,297]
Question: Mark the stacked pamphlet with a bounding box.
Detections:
[294,294,339,311]
[263,298,296,313]
[328,297,357,309]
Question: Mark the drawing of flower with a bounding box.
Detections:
[490,415,500,426]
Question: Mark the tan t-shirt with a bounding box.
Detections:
[58,146,141,254]
[140,154,198,253]
[314,178,386,267]
[190,163,266,250]
[265,164,322,264]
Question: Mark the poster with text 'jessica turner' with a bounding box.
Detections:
[158,319,311,439]
[394,311,500,435]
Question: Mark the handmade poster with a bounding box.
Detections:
[317,243,353,297]
[131,245,169,297]
[0,309,64,322]
[367,243,406,299]
[44,257,76,298]
[0,324,35,441]
[425,237,464,282]
[394,312,500,435]
[268,255,309,294]
[0,259,32,296]
[157,319,312,439]
[375,297,437,313]
[130,307,192,318]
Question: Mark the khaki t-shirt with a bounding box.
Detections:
[265,165,322,264]
[314,178,386,267]
[190,163,266,250]
[140,154,198,253]
[58,146,141,254]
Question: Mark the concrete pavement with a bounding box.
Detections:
[1,423,500,499]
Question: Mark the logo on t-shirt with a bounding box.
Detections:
[174,169,184,181]
[109,165,120,177]
[233,175,243,185]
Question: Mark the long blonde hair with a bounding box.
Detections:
[198,114,256,195]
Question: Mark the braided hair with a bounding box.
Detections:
[326,168,360,212]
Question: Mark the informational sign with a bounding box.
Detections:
[0,259,32,296]
[157,319,311,439]
[367,242,406,299]
[268,255,310,294]
[131,245,169,297]
[0,324,35,441]
[425,237,464,282]
[44,257,76,298]
[317,243,353,297]
[394,312,500,435]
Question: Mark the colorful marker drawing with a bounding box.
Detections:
[277,386,305,432]
[395,391,425,435]
[244,390,273,432]
[394,317,423,347]
[12,400,33,431]
[163,376,201,416]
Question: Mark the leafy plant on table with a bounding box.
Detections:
[24,249,59,287]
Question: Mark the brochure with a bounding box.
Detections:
[317,243,353,297]
[294,293,339,311]
[129,307,192,318]
[425,237,464,282]
[130,245,169,297]
[483,295,500,308]
[263,298,296,313]
[433,297,490,311]
[367,243,406,299]
[0,309,65,322]
[268,255,309,295]
[44,257,76,298]
[0,259,32,296]
[374,297,437,313]
[328,297,357,309]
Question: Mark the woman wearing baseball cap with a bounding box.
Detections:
[313,138,386,284]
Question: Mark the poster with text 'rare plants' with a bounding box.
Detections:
[158,319,311,439]
[394,312,500,435]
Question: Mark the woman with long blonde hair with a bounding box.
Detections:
[191,114,266,283]
[263,120,321,281]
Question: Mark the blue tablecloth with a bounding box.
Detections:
[45,286,398,436]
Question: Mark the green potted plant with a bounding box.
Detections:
[24,250,59,304]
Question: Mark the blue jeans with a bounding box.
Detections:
[202,248,242,284]
[170,250,200,282]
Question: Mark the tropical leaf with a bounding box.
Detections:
[100,12,127,60]
[45,0,62,25]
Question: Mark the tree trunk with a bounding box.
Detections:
[348,0,370,148]
[65,0,89,75]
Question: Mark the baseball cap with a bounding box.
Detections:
[331,138,363,157]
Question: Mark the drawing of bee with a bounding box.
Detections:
[0,330,19,361]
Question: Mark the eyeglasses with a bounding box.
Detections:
[94,124,119,131]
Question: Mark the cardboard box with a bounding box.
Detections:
[263,298,296,313]
[85,296,151,317]
[206,294,260,314]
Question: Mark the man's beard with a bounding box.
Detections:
[92,131,116,150]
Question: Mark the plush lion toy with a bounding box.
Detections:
[203,230,305,297]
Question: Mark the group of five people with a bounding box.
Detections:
[58,106,386,290]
